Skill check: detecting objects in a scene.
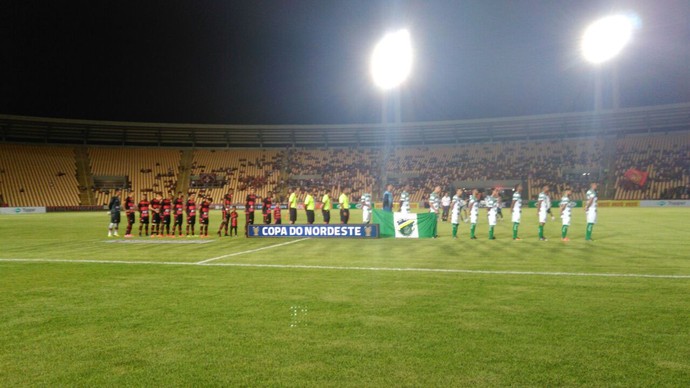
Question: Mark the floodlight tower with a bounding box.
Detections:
[370,29,413,197]
[581,14,637,110]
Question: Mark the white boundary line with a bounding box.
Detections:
[195,238,311,264]
[1,257,690,279]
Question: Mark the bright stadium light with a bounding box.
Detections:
[581,14,636,64]
[370,29,413,90]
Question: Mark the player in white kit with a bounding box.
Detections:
[399,185,410,214]
[559,188,573,241]
[585,182,598,241]
[485,188,499,240]
[450,188,463,239]
[428,186,441,238]
[537,185,551,241]
[468,189,480,240]
[511,183,523,240]
[360,192,373,224]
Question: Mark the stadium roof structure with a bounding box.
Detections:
[1,103,689,148]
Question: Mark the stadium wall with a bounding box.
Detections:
[2,103,690,147]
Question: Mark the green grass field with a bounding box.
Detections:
[2,208,690,386]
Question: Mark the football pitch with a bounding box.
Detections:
[1,208,690,386]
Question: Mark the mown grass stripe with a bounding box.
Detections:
[2,257,689,279]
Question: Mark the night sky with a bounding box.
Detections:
[2,1,689,125]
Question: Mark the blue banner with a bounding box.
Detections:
[247,224,379,238]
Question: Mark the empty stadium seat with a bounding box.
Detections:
[0,144,80,206]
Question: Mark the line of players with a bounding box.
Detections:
[108,181,598,241]
[107,187,345,238]
[428,182,598,241]
[107,188,283,238]
[120,191,217,238]
[298,181,598,242]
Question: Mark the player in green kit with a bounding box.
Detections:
[585,182,598,241]
[468,189,480,240]
[399,185,411,213]
[511,183,523,240]
[485,188,499,239]
[428,186,441,238]
[360,191,373,224]
[537,185,550,241]
[560,188,573,241]
[450,188,463,239]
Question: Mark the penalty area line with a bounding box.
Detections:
[195,237,311,264]
[1,257,690,279]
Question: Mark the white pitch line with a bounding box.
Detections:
[202,263,690,279]
[1,257,690,279]
[195,238,311,264]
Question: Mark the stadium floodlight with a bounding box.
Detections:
[581,14,636,64]
[370,29,413,90]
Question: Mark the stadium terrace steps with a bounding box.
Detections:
[176,149,194,195]
[0,144,80,207]
[74,146,96,206]
[188,149,283,202]
[88,148,181,205]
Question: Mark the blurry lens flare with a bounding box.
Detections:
[581,14,636,64]
[371,29,413,90]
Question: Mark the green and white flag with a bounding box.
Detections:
[373,209,437,238]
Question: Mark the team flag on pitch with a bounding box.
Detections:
[373,209,437,238]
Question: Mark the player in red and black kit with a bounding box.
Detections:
[273,203,282,224]
[245,188,258,237]
[199,196,211,237]
[138,194,150,236]
[124,192,136,237]
[262,191,273,224]
[229,206,239,236]
[217,191,233,237]
[150,194,162,237]
[186,193,197,236]
[161,193,173,237]
[172,192,185,237]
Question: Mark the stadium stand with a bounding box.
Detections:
[1,131,687,207]
[189,149,284,202]
[287,147,379,202]
[284,138,603,203]
[88,148,181,205]
[378,138,602,201]
[1,133,687,207]
[1,105,689,207]
[523,138,605,200]
[0,144,80,206]
[613,131,690,200]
